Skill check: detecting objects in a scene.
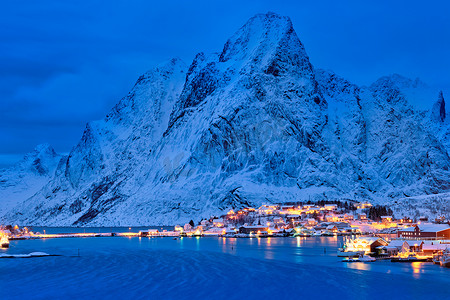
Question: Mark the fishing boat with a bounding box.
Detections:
[337,249,364,257]
[440,249,450,267]
[432,253,442,265]
[293,228,313,237]
[342,254,376,262]
[1,235,9,248]
[391,254,428,262]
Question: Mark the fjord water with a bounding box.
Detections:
[1,232,449,299]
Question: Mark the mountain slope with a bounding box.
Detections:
[2,13,450,225]
[0,144,62,217]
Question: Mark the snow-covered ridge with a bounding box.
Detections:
[1,12,449,226]
[0,144,62,217]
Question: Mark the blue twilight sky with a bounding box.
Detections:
[1,0,449,167]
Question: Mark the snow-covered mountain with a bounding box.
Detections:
[1,12,450,226]
[0,144,62,217]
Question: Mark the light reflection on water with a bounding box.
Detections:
[411,262,426,279]
[1,235,450,299]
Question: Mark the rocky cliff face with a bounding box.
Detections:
[2,13,450,225]
[432,91,446,123]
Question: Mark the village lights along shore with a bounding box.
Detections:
[2,201,450,268]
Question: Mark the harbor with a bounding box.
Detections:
[2,233,450,299]
[2,202,450,271]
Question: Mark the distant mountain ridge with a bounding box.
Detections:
[0,144,62,217]
[1,12,449,225]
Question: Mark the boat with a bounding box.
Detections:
[440,249,450,267]
[293,228,313,237]
[391,254,428,262]
[337,250,364,257]
[192,229,203,237]
[432,253,442,265]
[342,254,376,262]
[1,235,9,248]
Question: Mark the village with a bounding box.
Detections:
[2,201,450,267]
[165,201,450,266]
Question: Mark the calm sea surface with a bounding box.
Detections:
[1,227,449,299]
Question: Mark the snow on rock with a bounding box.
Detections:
[0,144,62,218]
[1,13,450,226]
[431,91,446,123]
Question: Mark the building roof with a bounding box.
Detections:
[422,244,450,251]
[401,223,450,232]
[389,240,408,247]
[356,237,387,245]
[241,225,267,229]
[376,246,398,250]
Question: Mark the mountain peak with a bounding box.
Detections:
[14,143,60,175]
[219,12,293,61]
[166,13,321,135]
[218,12,312,76]
[32,143,56,155]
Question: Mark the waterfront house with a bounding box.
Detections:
[376,245,399,256]
[388,240,410,253]
[238,225,268,234]
[184,223,193,231]
[139,229,159,237]
[326,225,338,233]
[397,224,450,240]
[222,228,238,235]
[345,237,388,254]
[422,242,450,256]
[407,240,424,252]
[213,218,224,227]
